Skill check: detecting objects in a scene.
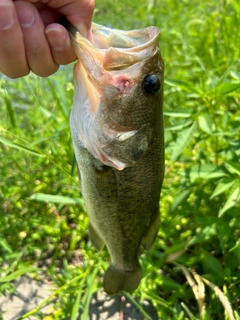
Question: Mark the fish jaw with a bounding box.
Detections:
[70,23,162,170]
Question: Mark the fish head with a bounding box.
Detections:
[69,23,164,170]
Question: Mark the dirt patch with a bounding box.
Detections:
[0,276,158,319]
[0,276,52,320]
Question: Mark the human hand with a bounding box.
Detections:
[0,0,94,78]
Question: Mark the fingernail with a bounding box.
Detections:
[87,29,93,43]
[0,2,14,30]
[17,4,35,28]
[45,28,66,52]
[76,23,88,39]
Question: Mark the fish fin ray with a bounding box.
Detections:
[89,222,105,251]
[103,265,142,295]
[141,207,160,250]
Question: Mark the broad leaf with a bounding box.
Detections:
[165,78,199,94]
[217,82,240,95]
[210,177,235,199]
[198,113,213,134]
[225,161,240,176]
[165,120,193,131]
[190,163,227,180]
[169,122,196,164]
[219,185,240,217]
[30,193,84,205]
[164,109,193,118]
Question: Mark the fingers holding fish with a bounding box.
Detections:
[25,0,95,41]
[14,1,59,77]
[0,0,92,78]
[0,0,29,78]
[45,23,76,66]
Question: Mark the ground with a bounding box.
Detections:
[0,276,158,320]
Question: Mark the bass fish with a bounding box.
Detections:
[68,22,164,294]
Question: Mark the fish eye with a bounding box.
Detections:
[142,75,161,95]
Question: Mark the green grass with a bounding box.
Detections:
[0,0,240,319]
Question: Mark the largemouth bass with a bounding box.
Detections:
[68,22,164,294]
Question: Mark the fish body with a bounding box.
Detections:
[69,23,164,294]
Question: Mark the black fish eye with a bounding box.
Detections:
[142,75,161,95]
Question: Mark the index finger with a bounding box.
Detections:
[0,0,29,78]
[27,0,95,41]
[59,0,95,41]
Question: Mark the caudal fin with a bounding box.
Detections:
[103,264,142,295]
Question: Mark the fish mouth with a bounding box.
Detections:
[68,23,160,97]
[68,22,160,72]
[69,23,161,170]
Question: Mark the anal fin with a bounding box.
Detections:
[141,207,160,250]
[89,222,105,251]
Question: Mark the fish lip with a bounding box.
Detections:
[69,23,160,73]
[91,23,160,51]
[69,22,160,49]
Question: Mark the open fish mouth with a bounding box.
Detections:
[69,23,162,170]
[69,23,160,70]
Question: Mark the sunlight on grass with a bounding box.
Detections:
[0,0,240,319]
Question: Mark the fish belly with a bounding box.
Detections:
[71,123,163,294]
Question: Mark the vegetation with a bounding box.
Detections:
[0,0,239,319]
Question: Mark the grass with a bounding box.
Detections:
[0,0,240,319]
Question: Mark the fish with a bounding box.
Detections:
[67,22,164,295]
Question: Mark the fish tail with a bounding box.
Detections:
[103,264,142,295]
